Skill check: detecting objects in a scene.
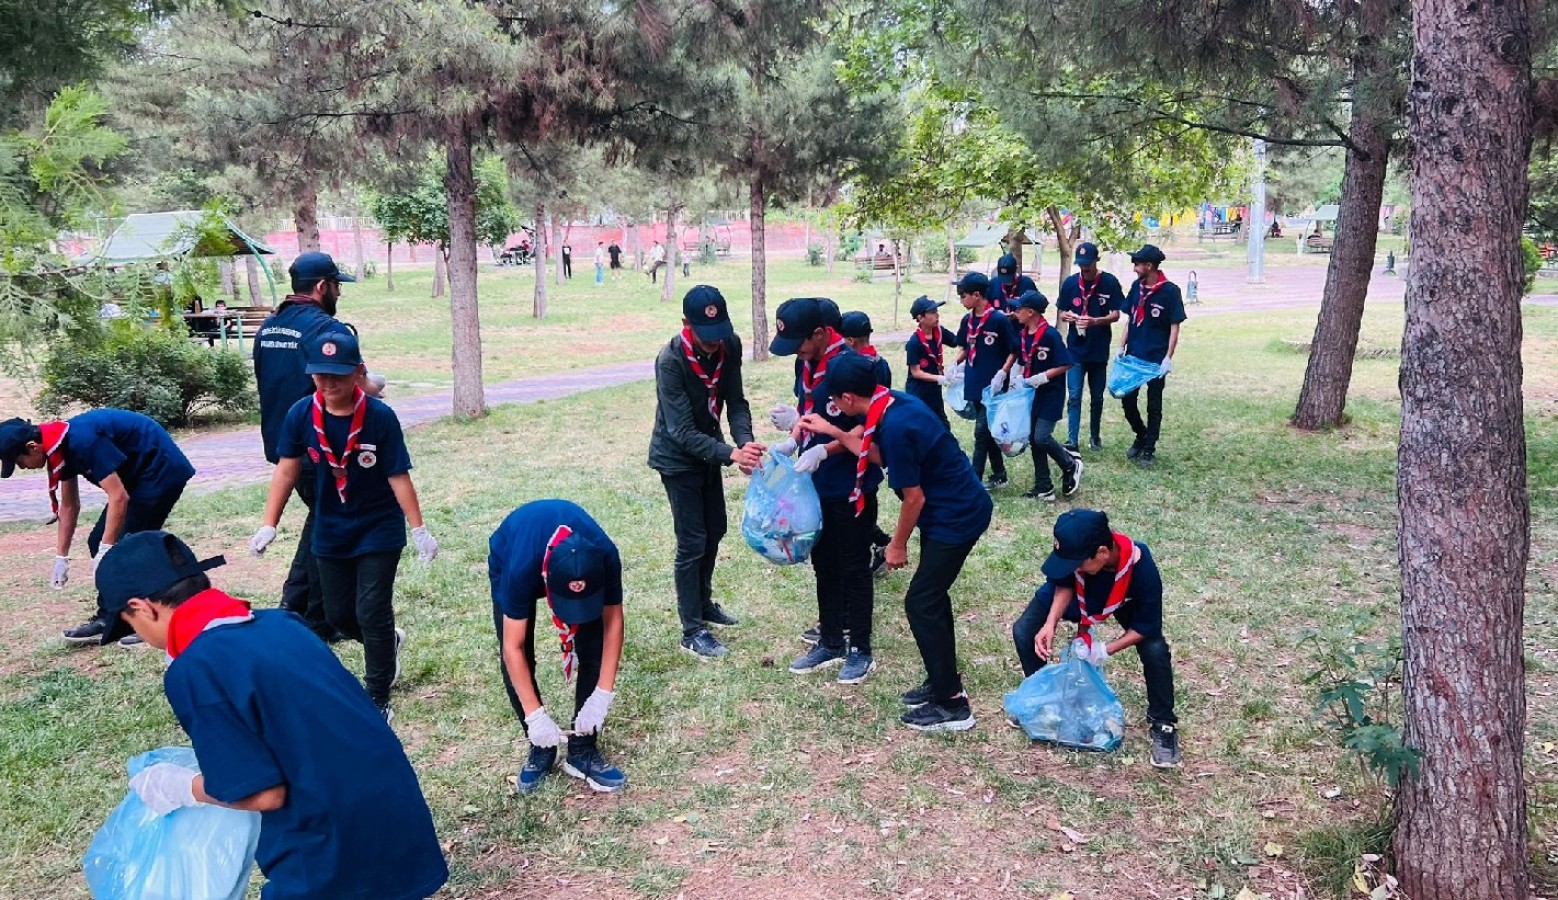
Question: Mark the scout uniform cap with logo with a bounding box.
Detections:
[909,296,945,319]
[839,311,873,339]
[95,531,227,645]
[770,297,826,356]
[1015,290,1050,314]
[545,533,610,625]
[1041,509,1114,579]
[289,250,357,284]
[1074,242,1101,266]
[954,272,991,296]
[1129,244,1167,265]
[682,285,735,342]
[0,417,39,478]
[306,331,364,376]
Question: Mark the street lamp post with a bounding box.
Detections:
[1248,138,1267,285]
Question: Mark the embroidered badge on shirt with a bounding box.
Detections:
[1150,306,1162,317]
[357,450,377,468]
[983,333,996,346]
[826,400,841,417]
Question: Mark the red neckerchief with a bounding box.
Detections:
[1131,273,1165,327]
[38,421,69,516]
[1020,319,1050,377]
[800,329,846,415]
[166,589,254,659]
[541,525,579,680]
[1000,279,1021,304]
[851,387,893,516]
[312,387,367,503]
[916,326,943,373]
[1073,533,1140,651]
[964,306,994,363]
[858,344,879,358]
[680,327,725,418]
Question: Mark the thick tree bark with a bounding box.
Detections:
[891,238,903,328]
[533,201,548,319]
[662,202,680,303]
[1047,205,1075,294]
[294,182,321,254]
[245,254,263,305]
[750,177,770,362]
[1004,224,1025,273]
[1393,0,1531,892]
[826,224,836,276]
[444,123,486,419]
[553,217,563,287]
[352,218,366,279]
[432,249,447,299]
[385,243,395,292]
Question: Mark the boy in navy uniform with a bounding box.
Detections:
[489,500,627,794]
[1012,291,1082,501]
[98,530,449,898]
[904,296,959,429]
[1011,509,1180,767]
[251,331,439,721]
[952,272,1020,489]
[802,353,993,732]
[1117,245,1187,466]
[770,299,882,684]
[986,252,1037,312]
[0,410,194,645]
[648,285,764,659]
[839,311,891,388]
[1057,242,1126,453]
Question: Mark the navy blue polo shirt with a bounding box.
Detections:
[489,499,624,621]
[868,353,892,390]
[792,348,883,504]
[1040,541,1164,638]
[905,326,958,409]
[1018,323,1074,421]
[986,274,1037,312]
[164,607,448,900]
[874,392,992,545]
[254,300,344,464]
[276,396,412,559]
[61,409,194,499]
[1122,278,1187,364]
[955,308,1018,402]
[1057,272,1127,364]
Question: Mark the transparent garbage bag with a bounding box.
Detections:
[741,451,823,565]
[946,365,977,421]
[983,383,1034,457]
[1003,641,1127,752]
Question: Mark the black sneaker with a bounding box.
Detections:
[1062,458,1084,497]
[837,648,876,684]
[1126,443,1142,460]
[800,624,821,646]
[789,642,846,673]
[62,617,106,645]
[563,746,627,793]
[117,634,146,649]
[1137,451,1157,467]
[870,546,888,576]
[900,680,934,708]
[702,603,740,628]
[1022,487,1057,502]
[901,699,976,732]
[517,745,557,794]
[1062,441,1081,456]
[681,628,730,659]
[1150,723,1181,768]
[983,475,1009,491]
[376,700,394,724]
[1089,436,1103,452]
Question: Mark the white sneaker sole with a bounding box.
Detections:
[391,628,406,686]
[904,714,977,733]
[836,660,877,685]
[561,761,626,793]
[681,643,728,661]
[789,654,846,674]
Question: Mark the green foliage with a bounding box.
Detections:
[920,239,977,271]
[1522,235,1542,294]
[370,155,519,253]
[1297,815,1395,899]
[805,244,824,266]
[1301,618,1422,789]
[698,240,718,266]
[836,231,864,261]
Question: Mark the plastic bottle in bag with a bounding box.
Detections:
[741,452,823,565]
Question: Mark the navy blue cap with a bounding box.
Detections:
[1041,509,1113,579]
[817,298,842,330]
[770,298,826,356]
[1130,244,1166,265]
[305,331,363,376]
[1015,290,1050,314]
[997,253,1017,275]
[909,296,945,318]
[682,285,734,342]
[0,417,39,478]
[839,311,873,338]
[545,532,611,625]
[96,531,227,645]
[289,251,356,284]
[1075,242,1101,266]
[823,351,878,400]
[954,272,990,295]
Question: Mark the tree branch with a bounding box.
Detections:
[1031,89,1360,153]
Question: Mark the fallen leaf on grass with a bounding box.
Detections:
[1264,841,1284,858]
[653,837,669,846]
[1046,820,1090,845]
[1048,893,1074,900]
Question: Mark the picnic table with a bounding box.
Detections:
[184,306,273,353]
[1198,222,1242,242]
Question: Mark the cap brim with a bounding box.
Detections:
[305,362,361,375]
[334,273,358,283]
[690,320,734,343]
[100,614,135,646]
[769,333,804,356]
[550,593,606,626]
[1041,551,1087,580]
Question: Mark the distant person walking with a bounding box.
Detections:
[648,242,666,284]
[594,242,606,286]
[607,242,623,278]
[561,244,573,279]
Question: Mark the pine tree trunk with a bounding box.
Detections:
[432,249,447,299]
[245,254,262,305]
[553,218,563,287]
[1004,224,1024,272]
[1393,0,1531,892]
[891,238,902,329]
[533,201,549,319]
[750,177,770,362]
[352,218,366,279]
[444,124,486,419]
[385,243,395,292]
[1047,206,1075,294]
[662,203,680,303]
[294,183,322,254]
[826,225,836,276]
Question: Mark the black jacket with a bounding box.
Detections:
[648,334,755,475]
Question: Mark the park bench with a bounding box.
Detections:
[185,306,274,354]
[681,232,734,257]
[1306,233,1335,254]
[1198,222,1242,242]
[855,254,901,277]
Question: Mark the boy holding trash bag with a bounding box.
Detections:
[952,273,1020,490]
[1012,291,1081,502]
[1116,245,1186,467]
[97,530,449,899]
[1057,242,1125,454]
[903,297,960,430]
[1010,508,1180,767]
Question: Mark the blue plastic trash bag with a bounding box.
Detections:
[1003,642,1127,751]
[982,384,1034,457]
[742,451,823,565]
[946,366,977,421]
[1107,354,1163,398]
[84,747,261,900]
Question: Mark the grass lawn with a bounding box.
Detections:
[0,286,1553,898]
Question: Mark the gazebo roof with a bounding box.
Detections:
[955,224,1044,248]
[75,211,274,265]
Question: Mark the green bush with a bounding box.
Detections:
[805,244,825,267]
[36,322,256,427]
[836,232,864,262]
[1522,235,1542,295]
[921,242,978,271]
[698,240,718,266]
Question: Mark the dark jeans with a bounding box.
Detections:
[970,397,1007,480]
[1011,586,1177,725]
[661,467,727,636]
[904,535,977,703]
[1028,414,1074,494]
[493,605,603,753]
[561,254,572,278]
[1066,361,1108,446]
[1121,375,1167,453]
[279,473,333,639]
[88,486,185,619]
[316,550,401,704]
[812,493,878,653]
[648,261,665,283]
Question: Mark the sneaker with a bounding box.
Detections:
[702,603,740,628]
[901,680,934,708]
[789,642,846,674]
[1126,443,1142,460]
[1062,441,1081,456]
[983,475,1009,491]
[901,699,976,732]
[1022,487,1057,502]
[391,627,406,687]
[1089,437,1103,452]
[870,546,888,577]
[376,700,394,724]
[563,747,628,793]
[800,624,821,646]
[1062,458,1084,497]
[681,628,729,659]
[1150,723,1182,768]
[1138,451,1157,467]
[1006,715,1023,729]
[837,648,877,684]
[117,634,146,649]
[62,617,106,645]
[517,745,557,794]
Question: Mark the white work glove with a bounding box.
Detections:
[524,707,567,748]
[92,544,112,575]
[794,444,830,473]
[947,362,964,382]
[50,556,69,589]
[1073,638,1110,666]
[1024,372,1049,388]
[989,369,1010,393]
[769,404,799,432]
[249,525,277,557]
[934,374,951,386]
[772,438,798,457]
[1159,357,1174,376]
[411,525,439,563]
[572,688,615,735]
[129,763,201,816]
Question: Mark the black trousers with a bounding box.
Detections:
[970,398,1007,480]
[494,605,603,752]
[279,474,333,639]
[903,535,977,703]
[88,486,185,619]
[561,254,572,278]
[1121,375,1167,453]
[812,493,878,653]
[1066,361,1108,446]
[661,467,726,636]
[316,550,401,704]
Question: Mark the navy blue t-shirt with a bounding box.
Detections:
[955,308,1019,401]
[489,499,624,621]
[164,607,448,900]
[254,300,345,464]
[1039,541,1164,638]
[277,395,412,559]
[904,326,958,409]
[986,274,1037,312]
[1018,323,1074,421]
[868,353,892,390]
[1057,272,1127,364]
[874,392,992,545]
[1122,279,1187,364]
[791,348,884,503]
[61,409,194,498]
